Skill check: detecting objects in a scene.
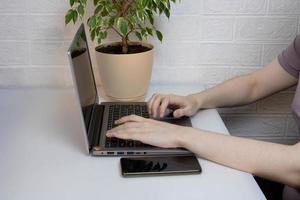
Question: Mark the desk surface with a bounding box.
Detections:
[0,84,265,200]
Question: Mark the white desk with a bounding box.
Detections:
[0,84,265,200]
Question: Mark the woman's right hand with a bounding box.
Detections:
[147,93,200,118]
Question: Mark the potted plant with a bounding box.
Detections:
[65,0,177,101]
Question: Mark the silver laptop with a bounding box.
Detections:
[67,24,192,156]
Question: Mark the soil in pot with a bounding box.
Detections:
[96,44,151,54]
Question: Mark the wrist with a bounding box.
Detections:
[176,127,198,148]
[188,93,204,110]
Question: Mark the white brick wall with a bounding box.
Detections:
[0,0,299,143]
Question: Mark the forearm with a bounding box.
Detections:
[190,74,257,109]
[189,58,297,110]
[180,128,300,189]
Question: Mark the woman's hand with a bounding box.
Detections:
[106,115,193,148]
[148,93,199,118]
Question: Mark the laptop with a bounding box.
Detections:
[67,24,193,156]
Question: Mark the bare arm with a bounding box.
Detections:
[107,57,300,189]
[180,128,300,189]
[107,115,300,189]
[192,58,297,109]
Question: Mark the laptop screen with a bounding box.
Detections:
[68,24,98,132]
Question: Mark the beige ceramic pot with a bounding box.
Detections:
[95,41,153,101]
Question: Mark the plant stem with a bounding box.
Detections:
[122,36,128,54]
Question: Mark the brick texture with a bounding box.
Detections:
[0,0,299,143]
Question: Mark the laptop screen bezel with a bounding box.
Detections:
[67,23,99,152]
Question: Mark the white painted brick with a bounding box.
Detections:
[201,17,234,41]
[0,0,27,13]
[24,67,66,86]
[151,67,228,85]
[151,67,200,84]
[228,68,259,79]
[197,43,261,66]
[0,67,27,86]
[28,0,68,13]
[257,92,294,113]
[204,0,266,14]
[171,0,202,15]
[155,16,200,41]
[31,42,68,65]
[198,67,229,84]
[286,115,300,136]
[0,42,29,65]
[29,15,64,40]
[222,114,285,136]
[262,44,289,65]
[153,42,200,65]
[236,17,297,41]
[269,0,300,14]
[64,66,74,86]
[0,15,29,40]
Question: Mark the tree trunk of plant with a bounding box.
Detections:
[122,36,128,54]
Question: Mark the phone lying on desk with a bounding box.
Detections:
[120,155,202,177]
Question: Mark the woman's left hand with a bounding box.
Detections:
[106,115,192,148]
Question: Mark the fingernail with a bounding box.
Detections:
[106,131,112,137]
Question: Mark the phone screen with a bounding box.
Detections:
[120,155,201,177]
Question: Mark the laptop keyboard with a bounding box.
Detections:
[105,104,151,148]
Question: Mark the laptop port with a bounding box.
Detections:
[117,152,124,155]
[107,152,114,155]
[127,152,134,155]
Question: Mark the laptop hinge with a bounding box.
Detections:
[87,104,105,150]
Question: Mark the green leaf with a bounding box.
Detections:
[108,17,115,26]
[164,8,170,18]
[142,0,148,7]
[156,30,163,42]
[80,0,87,5]
[97,37,102,44]
[87,16,97,28]
[77,4,84,17]
[117,17,128,36]
[146,27,153,36]
[146,10,154,25]
[70,0,75,7]
[94,4,103,14]
[72,10,78,24]
[99,31,108,39]
[141,29,147,37]
[65,9,73,24]
[93,0,99,5]
[91,29,96,41]
[135,31,142,41]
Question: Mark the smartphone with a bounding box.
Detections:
[120,155,202,177]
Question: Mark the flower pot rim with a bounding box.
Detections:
[95,41,154,55]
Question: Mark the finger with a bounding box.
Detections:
[173,108,186,118]
[110,122,138,132]
[115,114,145,124]
[106,130,137,141]
[159,97,169,118]
[147,93,157,115]
[152,95,163,118]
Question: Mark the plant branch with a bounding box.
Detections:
[112,26,123,38]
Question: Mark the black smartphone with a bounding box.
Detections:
[120,155,202,177]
